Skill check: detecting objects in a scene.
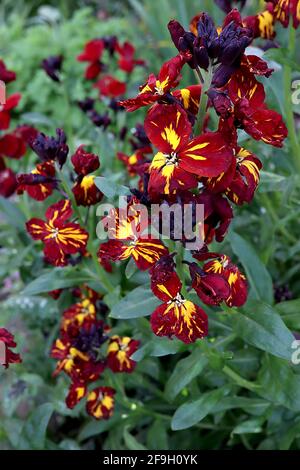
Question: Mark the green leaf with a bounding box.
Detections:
[171,387,229,431]
[279,421,300,450]
[275,298,300,329]
[147,420,168,450]
[94,176,129,199]
[132,336,182,361]
[232,417,264,435]
[214,397,270,416]
[125,258,138,279]
[228,231,273,303]
[109,285,160,319]
[165,349,208,401]
[123,427,147,450]
[233,300,295,360]
[24,403,53,449]
[0,197,26,230]
[259,171,288,193]
[22,268,101,296]
[258,356,300,412]
[78,414,121,442]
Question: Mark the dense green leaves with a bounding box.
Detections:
[232,301,295,360]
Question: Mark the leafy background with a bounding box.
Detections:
[1,0,300,450]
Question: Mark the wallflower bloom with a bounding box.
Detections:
[0,93,21,130]
[26,199,89,266]
[77,39,105,80]
[17,161,57,201]
[144,104,233,197]
[0,167,17,197]
[189,262,230,306]
[201,254,248,307]
[0,131,27,159]
[151,272,208,343]
[98,199,168,270]
[267,0,300,28]
[86,386,115,420]
[116,41,145,73]
[0,328,21,368]
[107,336,139,373]
[94,75,126,98]
[119,54,186,112]
[0,59,16,83]
[71,146,100,175]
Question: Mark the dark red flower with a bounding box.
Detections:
[0,60,16,83]
[0,167,17,197]
[17,161,56,201]
[72,175,103,206]
[144,104,233,197]
[86,386,115,420]
[26,199,89,266]
[119,54,186,111]
[0,93,21,130]
[65,382,87,409]
[196,191,233,244]
[71,145,100,175]
[0,131,27,159]
[93,75,126,98]
[267,0,300,29]
[116,41,145,73]
[77,39,105,80]
[117,146,152,177]
[42,55,63,82]
[0,328,21,368]
[189,262,230,306]
[203,254,248,307]
[151,271,208,343]
[107,336,139,373]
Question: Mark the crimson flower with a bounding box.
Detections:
[17,161,57,201]
[107,336,139,373]
[144,104,233,197]
[150,272,208,344]
[86,386,115,420]
[71,145,100,175]
[116,41,145,73]
[42,55,63,82]
[119,54,186,112]
[93,75,126,98]
[77,39,105,80]
[0,60,16,83]
[0,328,21,368]
[0,167,17,197]
[26,199,89,266]
[0,93,21,130]
[267,0,300,28]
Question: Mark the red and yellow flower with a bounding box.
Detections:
[86,386,115,420]
[151,272,208,344]
[0,328,22,368]
[26,199,89,266]
[144,104,233,197]
[107,336,139,373]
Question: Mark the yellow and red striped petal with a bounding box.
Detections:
[179,132,233,177]
[45,199,73,225]
[145,104,192,154]
[86,386,115,420]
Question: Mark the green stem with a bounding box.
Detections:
[283,26,300,172]
[222,365,261,392]
[176,242,188,296]
[260,193,296,243]
[194,65,213,136]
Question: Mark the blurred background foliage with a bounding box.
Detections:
[1,0,300,451]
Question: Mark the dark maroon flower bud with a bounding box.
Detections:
[218,21,252,67]
[214,0,247,14]
[102,35,118,56]
[189,262,230,306]
[197,13,219,58]
[193,39,210,70]
[88,110,111,129]
[41,55,63,82]
[77,98,95,112]
[274,284,293,303]
[212,63,237,88]
[207,88,233,118]
[31,128,69,168]
[109,98,125,112]
[130,124,151,149]
[168,20,187,50]
[119,126,127,141]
